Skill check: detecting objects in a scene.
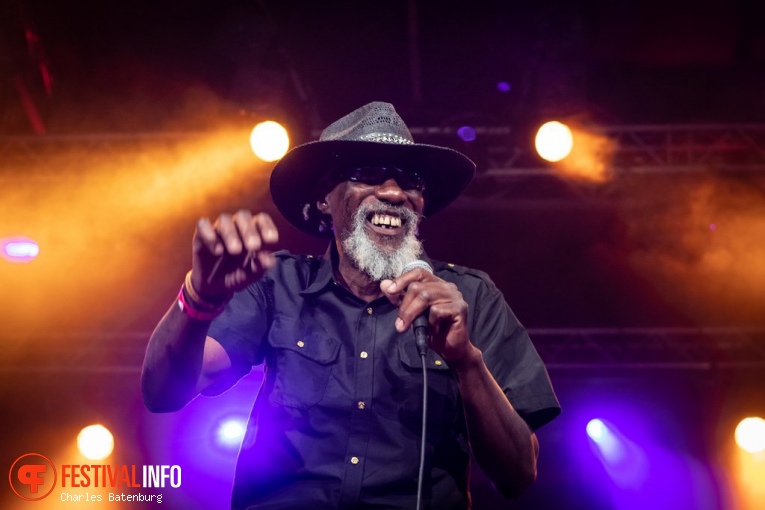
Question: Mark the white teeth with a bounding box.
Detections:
[371,214,402,228]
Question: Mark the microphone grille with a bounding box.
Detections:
[401,260,433,276]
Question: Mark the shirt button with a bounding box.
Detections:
[350,456,360,465]
[297,340,305,348]
[357,401,366,410]
[366,307,373,315]
[360,351,368,359]
[434,359,443,366]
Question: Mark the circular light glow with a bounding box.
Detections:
[586,419,606,442]
[220,420,245,440]
[497,81,511,92]
[77,424,114,460]
[535,121,574,162]
[457,126,477,142]
[216,418,247,448]
[250,121,290,162]
[1,237,40,263]
[735,417,765,453]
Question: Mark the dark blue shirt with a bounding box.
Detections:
[207,246,560,510]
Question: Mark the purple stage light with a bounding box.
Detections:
[587,419,606,442]
[216,417,247,447]
[497,81,511,92]
[457,126,477,142]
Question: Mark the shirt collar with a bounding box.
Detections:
[299,239,435,297]
[300,241,339,296]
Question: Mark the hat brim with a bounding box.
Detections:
[269,140,476,237]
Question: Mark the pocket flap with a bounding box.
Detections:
[268,315,341,365]
[398,338,451,371]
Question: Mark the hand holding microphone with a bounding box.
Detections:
[380,261,473,364]
[401,261,434,356]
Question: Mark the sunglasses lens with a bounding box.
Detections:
[348,167,425,191]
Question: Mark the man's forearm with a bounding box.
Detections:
[141,303,211,412]
[451,346,538,498]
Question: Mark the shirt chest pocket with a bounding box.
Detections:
[397,341,461,426]
[266,316,341,410]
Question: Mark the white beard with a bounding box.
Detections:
[342,203,423,281]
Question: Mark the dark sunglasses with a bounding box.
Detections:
[342,166,426,192]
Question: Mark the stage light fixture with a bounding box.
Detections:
[535,121,573,162]
[77,424,115,460]
[1,236,40,263]
[457,126,477,142]
[250,121,290,162]
[586,418,606,442]
[735,417,765,454]
[216,417,246,448]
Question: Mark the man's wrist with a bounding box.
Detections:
[448,344,484,374]
[185,270,232,308]
[177,287,226,321]
[176,271,232,321]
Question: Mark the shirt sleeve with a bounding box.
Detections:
[471,279,561,432]
[206,278,272,387]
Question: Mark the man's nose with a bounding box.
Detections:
[374,178,407,203]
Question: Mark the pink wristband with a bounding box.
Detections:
[177,287,225,321]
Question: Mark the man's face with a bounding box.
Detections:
[323,166,426,280]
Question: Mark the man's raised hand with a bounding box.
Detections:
[191,211,279,301]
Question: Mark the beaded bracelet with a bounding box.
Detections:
[177,287,226,321]
[184,270,230,310]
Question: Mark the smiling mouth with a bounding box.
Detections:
[369,213,403,229]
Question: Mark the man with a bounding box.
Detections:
[142,102,560,509]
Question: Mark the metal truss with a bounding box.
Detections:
[2,124,764,172]
[529,327,765,371]
[455,124,765,210]
[476,123,765,176]
[4,124,763,211]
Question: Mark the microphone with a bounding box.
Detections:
[401,261,433,510]
[401,260,433,357]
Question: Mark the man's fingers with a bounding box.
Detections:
[196,218,224,256]
[256,250,277,272]
[236,211,280,253]
[381,270,441,329]
[231,210,256,252]
[253,212,279,245]
[381,268,432,298]
[394,279,464,332]
[395,281,436,331]
[216,214,244,255]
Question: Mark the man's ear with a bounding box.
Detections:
[316,198,329,213]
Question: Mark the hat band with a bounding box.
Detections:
[358,133,413,144]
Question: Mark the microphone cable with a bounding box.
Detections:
[416,348,428,510]
[399,259,434,510]
[414,317,430,510]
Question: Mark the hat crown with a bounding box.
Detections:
[320,102,414,146]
